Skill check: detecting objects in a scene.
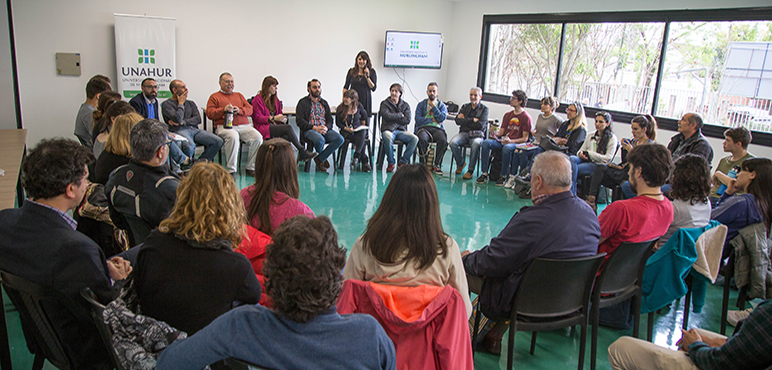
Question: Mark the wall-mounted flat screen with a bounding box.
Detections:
[384,30,443,69]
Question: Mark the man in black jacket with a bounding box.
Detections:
[296,79,344,171]
[0,138,131,369]
[378,83,418,172]
[449,87,489,180]
[105,119,179,245]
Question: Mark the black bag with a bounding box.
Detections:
[488,152,503,181]
[539,136,568,152]
[446,101,459,113]
[469,130,485,139]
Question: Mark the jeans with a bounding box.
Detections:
[382,130,418,165]
[449,132,483,172]
[304,129,344,163]
[173,126,224,162]
[480,140,518,177]
[416,126,447,167]
[569,155,598,195]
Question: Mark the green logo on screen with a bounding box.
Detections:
[138,49,156,64]
[410,41,419,49]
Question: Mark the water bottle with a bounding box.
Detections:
[223,110,234,129]
[717,165,741,195]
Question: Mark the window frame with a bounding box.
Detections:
[476,7,772,146]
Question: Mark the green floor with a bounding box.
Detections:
[2,151,747,370]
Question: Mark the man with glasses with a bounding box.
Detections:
[105,119,180,245]
[130,78,161,119]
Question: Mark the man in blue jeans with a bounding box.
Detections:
[477,90,532,186]
[296,79,344,172]
[161,79,224,162]
[450,87,489,180]
[379,83,418,172]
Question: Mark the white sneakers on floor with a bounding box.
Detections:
[504,175,517,189]
[727,307,753,326]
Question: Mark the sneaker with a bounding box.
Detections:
[455,162,465,175]
[386,164,395,173]
[518,186,532,199]
[180,157,194,172]
[432,166,443,175]
[495,177,506,186]
[398,162,408,169]
[727,308,753,326]
[298,150,318,162]
[515,174,531,185]
[462,171,473,180]
[504,175,517,189]
[476,174,488,184]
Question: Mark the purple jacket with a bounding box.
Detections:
[251,94,283,139]
[463,191,601,318]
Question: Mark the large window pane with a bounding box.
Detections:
[658,21,772,132]
[485,24,560,99]
[560,23,665,114]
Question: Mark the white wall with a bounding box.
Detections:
[11,0,452,147]
[0,2,16,129]
[443,0,772,166]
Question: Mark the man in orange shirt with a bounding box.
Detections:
[206,72,262,176]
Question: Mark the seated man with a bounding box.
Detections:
[597,144,674,328]
[296,79,344,172]
[0,138,131,369]
[477,89,532,186]
[105,119,180,245]
[449,87,489,180]
[415,82,448,175]
[608,299,772,370]
[161,79,224,162]
[462,151,600,354]
[379,83,418,172]
[206,72,262,176]
[709,126,753,207]
[74,74,111,150]
[155,216,397,370]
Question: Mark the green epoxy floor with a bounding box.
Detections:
[2,151,747,370]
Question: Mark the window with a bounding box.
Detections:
[658,21,772,132]
[485,24,560,99]
[477,8,772,143]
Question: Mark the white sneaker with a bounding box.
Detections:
[504,175,517,189]
[727,308,753,326]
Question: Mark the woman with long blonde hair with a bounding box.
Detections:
[92,112,143,184]
[134,162,261,335]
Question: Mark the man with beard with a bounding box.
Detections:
[296,79,344,172]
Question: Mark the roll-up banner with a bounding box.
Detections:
[114,14,176,99]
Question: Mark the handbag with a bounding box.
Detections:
[539,136,568,152]
[469,130,484,139]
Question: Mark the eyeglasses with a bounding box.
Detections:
[144,85,159,90]
[566,108,577,113]
[596,111,607,116]
[164,140,172,147]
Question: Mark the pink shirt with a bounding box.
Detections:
[240,188,314,233]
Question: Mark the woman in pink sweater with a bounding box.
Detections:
[241,138,315,235]
[251,76,317,162]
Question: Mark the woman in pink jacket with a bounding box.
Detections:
[252,75,317,162]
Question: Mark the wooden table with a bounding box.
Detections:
[0,129,26,211]
[0,129,25,370]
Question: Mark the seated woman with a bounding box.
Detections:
[92,112,143,184]
[155,216,396,370]
[241,138,315,235]
[512,96,562,178]
[570,111,618,195]
[659,154,712,248]
[134,162,261,335]
[251,76,317,162]
[711,157,772,259]
[336,89,371,172]
[343,164,472,318]
[91,93,126,158]
[585,114,657,211]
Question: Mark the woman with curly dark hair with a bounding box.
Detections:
[343,50,377,121]
[156,216,396,370]
[658,154,712,247]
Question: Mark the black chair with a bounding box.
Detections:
[720,251,749,335]
[471,253,606,370]
[448,119,493,177]
[300,130,337,173]
[0,271,87,370]
[375,115,415,170]
[590,239,657,370]
[336,131,373,170]
[80,288,126,370]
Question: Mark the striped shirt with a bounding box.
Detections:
[310,100,326,127]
